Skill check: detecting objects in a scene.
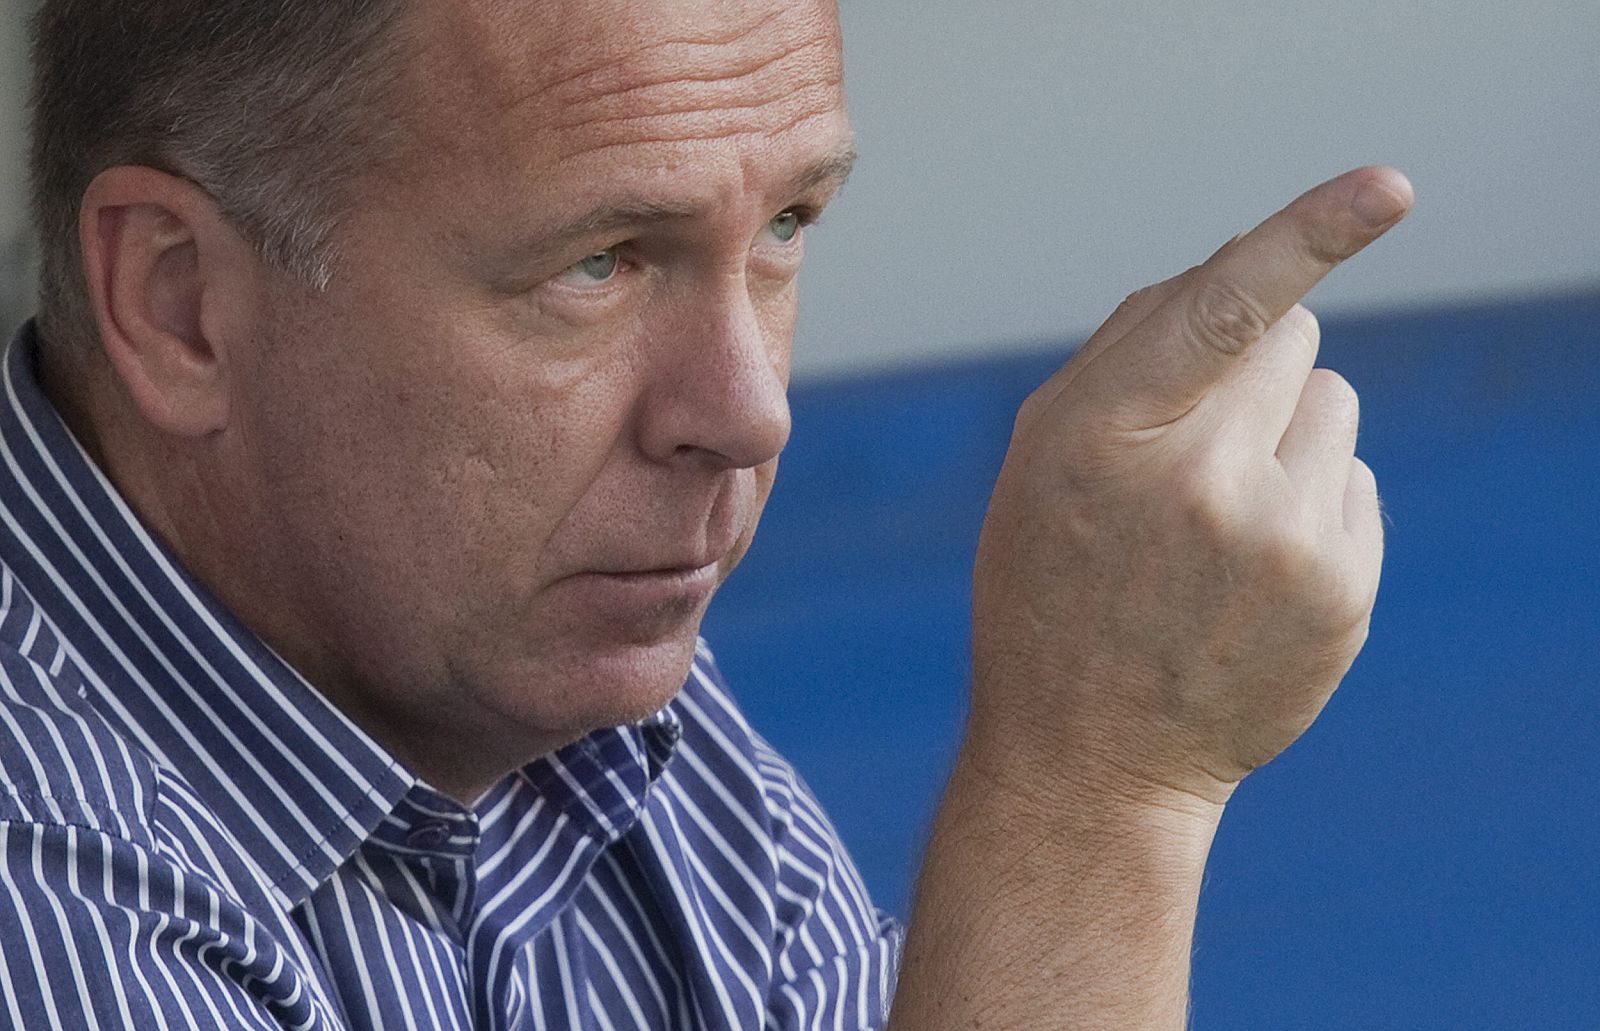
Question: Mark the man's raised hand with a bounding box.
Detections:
[970,166,1414,809]
[889,167,1413,1031]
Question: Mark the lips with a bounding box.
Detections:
[597,562,721,587]
[551,559,722,638]
[593,555,725,577]
[581,513,743,579]
[563,530,737,589]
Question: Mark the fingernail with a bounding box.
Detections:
[1352,181,1407,228]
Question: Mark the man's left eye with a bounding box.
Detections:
[558,249,620,285]
[768,210,802,244]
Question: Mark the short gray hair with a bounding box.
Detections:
[28,0,415,357]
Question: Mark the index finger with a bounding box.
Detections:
[1090,166,1413,423]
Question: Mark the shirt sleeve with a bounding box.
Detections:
[0,817,322,1030]
[754,739,905,1031]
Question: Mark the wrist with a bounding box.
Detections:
[959,695,1232,841]
[895,711,1226,1030]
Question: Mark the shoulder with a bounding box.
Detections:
[0,574,158,846]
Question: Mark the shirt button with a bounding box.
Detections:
[406,821,453,850]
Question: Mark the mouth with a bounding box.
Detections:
[553,557,725,635]
[593,560,722,588]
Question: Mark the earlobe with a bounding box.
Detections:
[79,166,251,437]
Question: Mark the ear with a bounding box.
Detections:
[78,166,259,436]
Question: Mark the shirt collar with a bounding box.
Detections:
[0,322,681,905]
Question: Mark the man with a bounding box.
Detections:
[0,0,1410,1027]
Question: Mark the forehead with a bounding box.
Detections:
[393,0,849,203]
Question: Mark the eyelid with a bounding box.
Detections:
[785,205,823,228]
[545,246,632,297]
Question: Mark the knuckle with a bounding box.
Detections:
[1304,228,1351,269]
[1282,304,1321,349]
[1322,569,1377,632]
[1186,280,1271,356]
[1305,368,1360,428]
[1172,453,1242,534]
[1258,516,1323,581]
[1348,455,1377,493]
[1259,525,1372,629]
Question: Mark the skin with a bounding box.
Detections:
[48,0,1414,1022]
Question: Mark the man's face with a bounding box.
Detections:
[224,0,851,771]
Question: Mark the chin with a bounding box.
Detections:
[512,613,707,738]
[591,631,703,713]
[469,565,728,746]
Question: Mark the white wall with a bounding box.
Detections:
[4,1,1597,374]
[797,0,1600,377]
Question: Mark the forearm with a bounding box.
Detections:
[889,723,1224,1030]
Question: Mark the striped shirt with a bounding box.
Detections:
[0,322,901,1029]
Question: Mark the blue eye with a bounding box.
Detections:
[769,210,801,244]
[563,249,619,284]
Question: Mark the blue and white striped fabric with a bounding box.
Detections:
[0,322,901,1029]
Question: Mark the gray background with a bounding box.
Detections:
[2,0,1597,373]
[1,1,31,338]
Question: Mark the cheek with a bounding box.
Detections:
[440,389,622,580]
[757,283,799,381]
[397,377,642,602]
[244,302,637,596]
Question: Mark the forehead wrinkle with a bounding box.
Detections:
[546,65,843,136]
[399,1,842,166]
[546,101,848,169]
[504,2,840,119]
[542,36,835,116]
[540,44,844,165]
[527,7,789,99]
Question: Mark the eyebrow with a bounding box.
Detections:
[786,143,859,199]
[512,143,860,264]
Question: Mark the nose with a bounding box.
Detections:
[635,280,792,471]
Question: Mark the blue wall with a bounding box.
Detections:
[702,288,1600,1029]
